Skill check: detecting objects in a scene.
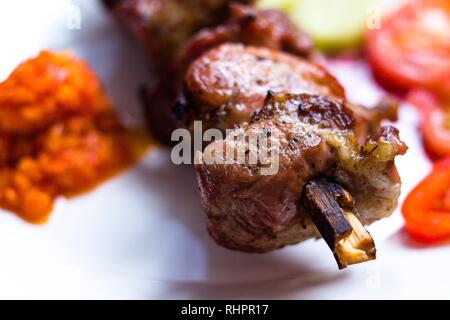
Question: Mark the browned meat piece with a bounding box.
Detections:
[346,96,400,144]
[139,79,184,143]
[180,43,345,133]
[138,4,317,142]
[102,0,255,72]
[180,3,313,68]
[103,1,316,143]
[195,93,406,252]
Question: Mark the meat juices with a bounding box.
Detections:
[195,93,406,252]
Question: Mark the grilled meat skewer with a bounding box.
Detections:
[195,93,406,265]
[103,1,406,268]
[103,1,314,142]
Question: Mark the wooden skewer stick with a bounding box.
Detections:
[302,178,376,269]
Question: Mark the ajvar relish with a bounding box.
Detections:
[0,51,145,223]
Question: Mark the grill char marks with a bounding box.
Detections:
[255,93,354,130]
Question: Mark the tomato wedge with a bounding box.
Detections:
[366,0,450,98]
[402,158,450,243]
[408,90,450,158]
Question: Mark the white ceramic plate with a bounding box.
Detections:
[0,0,447,299]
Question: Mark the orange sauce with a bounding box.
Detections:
[0,50,152,223]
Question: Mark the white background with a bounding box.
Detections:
[0,0,446,299]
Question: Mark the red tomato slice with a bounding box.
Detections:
[408,90,450,158]
[402,158,450,243]
[407,89,440,114]
[422,107,450,158]
[366,0,450,98]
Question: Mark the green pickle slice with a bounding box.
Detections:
[258,0,376,51]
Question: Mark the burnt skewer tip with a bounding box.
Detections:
[302,178,376,269]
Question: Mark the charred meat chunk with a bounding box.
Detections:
[102,0,255,72]
[180,3,313,67]
[180,43,345,133]
[106,1,315,143]
[139,79,184,143]
[140,5,317,143]
[195,93,406,252]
